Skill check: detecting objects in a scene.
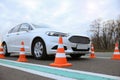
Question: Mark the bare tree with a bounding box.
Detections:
[90,15,120,51]
[101,20,116,50]
[116,16,120,48]
[90,18,102,49]
[116,16,120,40]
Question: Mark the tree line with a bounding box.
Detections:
[90,16,120,51]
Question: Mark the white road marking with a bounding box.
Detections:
[0,59,120,80]
[0,63,75,80]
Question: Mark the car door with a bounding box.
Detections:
[5,25,20,52]
[16,23,33,53]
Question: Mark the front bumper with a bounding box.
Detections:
[48,49,90,55]
[45,35,90,55]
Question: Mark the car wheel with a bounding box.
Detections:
[3,43,10,56]
[70,54,81,59]
[32,38,47,59]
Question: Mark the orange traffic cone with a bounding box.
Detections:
[50,36,72,67]
[17,41,28,62]
[90,43,96,58]
[0,43,5,58]
[112,42,120,60]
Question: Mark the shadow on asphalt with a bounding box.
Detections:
[5,55,91,61]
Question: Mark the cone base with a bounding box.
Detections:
[90,54,96,58]
[90,56,96,58]
[17,54,28,62]
[17,58,28,62]
[112,54,120,60]
[50,63,72,67]
[0,54,5,59]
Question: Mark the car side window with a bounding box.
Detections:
[19,23,33,32]
[8,28,14,33]
[8,25,20,33]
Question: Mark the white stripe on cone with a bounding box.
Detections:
[20,51,25,54]
[55,53,66,58]
[0,52,4,54]
[113,52,120,54]
[21,45,24,48]
[58,44,64,48]
[91,51,95,54]
[115,47,118,50]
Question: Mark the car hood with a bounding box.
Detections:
[32,27,89,38]
[33,27,67,33]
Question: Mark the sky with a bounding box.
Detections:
[0,0,120,39]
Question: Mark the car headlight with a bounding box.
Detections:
[46,31,69,37]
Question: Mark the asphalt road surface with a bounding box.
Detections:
[0,52,120,80]
[0,65,53,80]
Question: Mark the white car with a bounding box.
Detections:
[2,23,91,59]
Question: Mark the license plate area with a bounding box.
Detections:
[77,44,88,49]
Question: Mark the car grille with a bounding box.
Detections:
[69,36,90,44]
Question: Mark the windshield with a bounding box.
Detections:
[32,24,49,28]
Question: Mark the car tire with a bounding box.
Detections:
[3,43,10,56]
[70,54,81,59]
[32,38,47,59]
